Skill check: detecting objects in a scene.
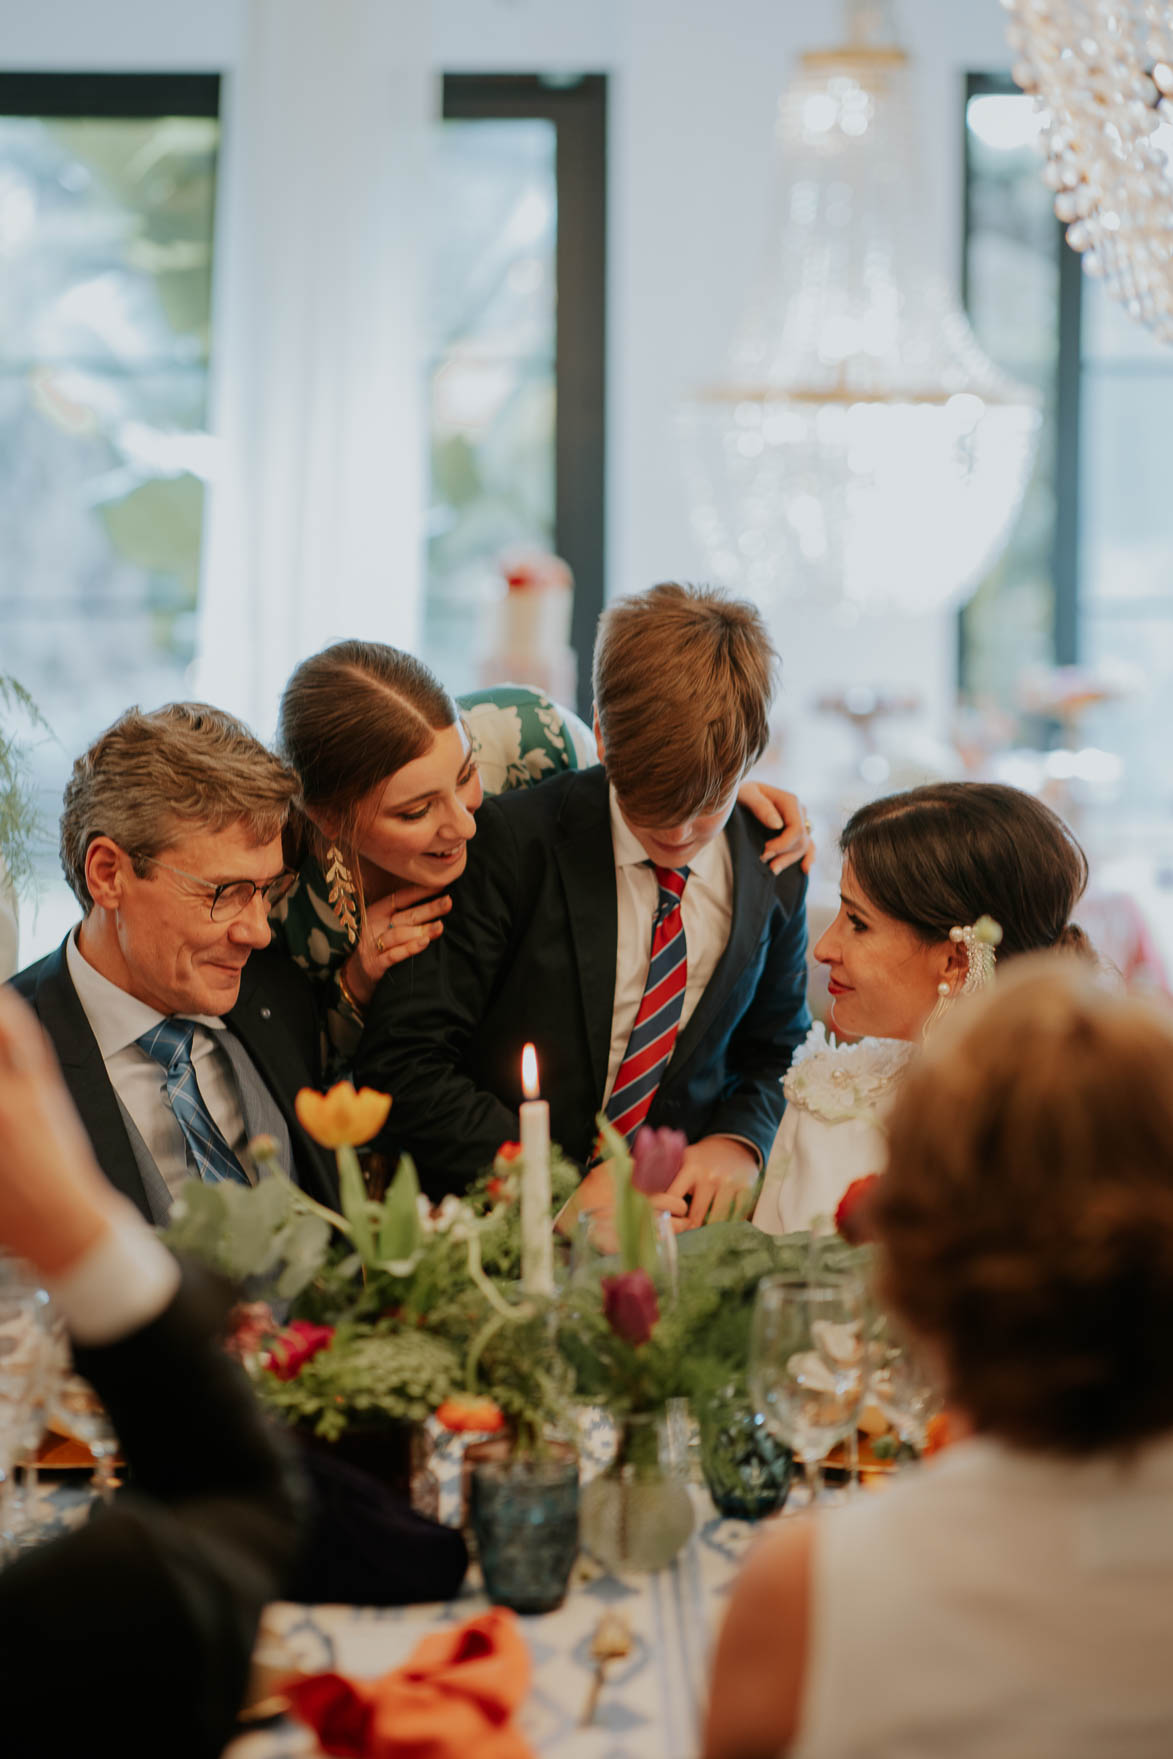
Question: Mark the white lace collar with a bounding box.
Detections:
[783,1023,916,1123]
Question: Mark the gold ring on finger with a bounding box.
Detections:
[803,815,812,834]
[376,934,386,955]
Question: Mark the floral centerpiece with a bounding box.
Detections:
[163,1086,578,1452]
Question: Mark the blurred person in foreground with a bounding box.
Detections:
[0,986,300,1759]
[12,703,338,1220]
[707,962,1173,1759]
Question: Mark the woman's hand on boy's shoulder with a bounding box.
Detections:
[736,781,815,876]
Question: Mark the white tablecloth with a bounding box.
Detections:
[225,1490,757,1759]
[224,1409,761,1759]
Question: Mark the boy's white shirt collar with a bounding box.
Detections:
[607,782,728,889]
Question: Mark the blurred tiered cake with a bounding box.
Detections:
[480,551,577,707]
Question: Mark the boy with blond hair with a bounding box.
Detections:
[358,583,810,1219]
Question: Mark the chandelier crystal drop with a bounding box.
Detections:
[681,0,1040,619]
[1003,0,1173,342]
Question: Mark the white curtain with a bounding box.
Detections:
[193,0,432,739]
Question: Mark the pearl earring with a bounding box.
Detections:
[922,979,953,1041]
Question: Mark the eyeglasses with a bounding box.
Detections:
[134,854,297,922]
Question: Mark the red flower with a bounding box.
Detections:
[264,1320,335,1381]
[435,1396,507,1434]
[631,1126,687,1196]
[602,1269,660,1347]
[835,1174,882,1245]
[496,1141,523,1162]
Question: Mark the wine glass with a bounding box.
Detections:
[749,1273,869,1506]
[0,1254,64,1552]
[53,1375,121,1505]
[868,1322,944,1454]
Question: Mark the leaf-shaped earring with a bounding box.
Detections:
[323,843,359,945]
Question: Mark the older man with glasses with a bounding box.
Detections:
[11,702,339,1219]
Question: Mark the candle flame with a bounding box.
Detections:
[521,1042,540,1100]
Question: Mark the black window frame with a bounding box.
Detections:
[959,69,1082,687]
[442,73,607,718]
[0,71,220,122]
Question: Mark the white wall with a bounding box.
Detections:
[2,0,1019,791]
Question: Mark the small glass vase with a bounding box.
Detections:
[700,1387,793,1520]
[580,1410,695,1574]
[468,1446,580,1614]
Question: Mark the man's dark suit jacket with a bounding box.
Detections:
[12,938,339,1216]
[357,765,811,1196]
[0,1267,301,1759]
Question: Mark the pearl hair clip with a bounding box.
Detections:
[924,915,1003,1039]
[948,914,1003,997]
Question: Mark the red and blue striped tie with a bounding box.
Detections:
[605,864,690,1144]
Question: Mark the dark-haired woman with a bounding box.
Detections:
[708,963,1173,1758]
[272,643,812,1060]
[754,782,1089,1235]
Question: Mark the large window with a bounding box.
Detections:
[961,76,1173,841]
[428,75,606,713]
[1,71,606,966]
[0,72,220,954]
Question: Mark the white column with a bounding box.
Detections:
[194,0,432,737]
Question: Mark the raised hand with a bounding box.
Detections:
[340,883,453,1008]
[0,986,116,1275]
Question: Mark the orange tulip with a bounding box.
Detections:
[435,1396,508,1434]
[295,1081,391,1149]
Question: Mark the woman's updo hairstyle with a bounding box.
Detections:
[840,782,1089,960]
[877,962,1173,1454]
[278,640,458,873]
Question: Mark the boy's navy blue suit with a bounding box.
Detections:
[357,764,811,1197]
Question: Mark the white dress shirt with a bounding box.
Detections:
[603,783,734,1104]
[66,930,251,1200]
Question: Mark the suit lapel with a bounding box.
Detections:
[31,940,153,1218]
[552,767,619,1101]
[225,966,334,1201]
[667,809,773,1077]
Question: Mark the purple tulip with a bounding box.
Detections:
[602,1269,660,1347]
[630,1126,687,1196]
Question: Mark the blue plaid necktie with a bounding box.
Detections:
[137,1018,250,1187]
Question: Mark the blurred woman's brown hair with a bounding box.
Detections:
[876,960,1173,1455]
[841,782,1090,960]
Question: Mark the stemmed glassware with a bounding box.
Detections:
[749,1272,870,1506]
[53,1376,121,1505]
[0,1253,67,1554]
[868,1321,944,1454]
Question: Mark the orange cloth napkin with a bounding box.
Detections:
[287,1606,536,1759]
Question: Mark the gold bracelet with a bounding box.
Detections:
[337,967,365,1017]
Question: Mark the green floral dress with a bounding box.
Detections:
[271,684,595,1063]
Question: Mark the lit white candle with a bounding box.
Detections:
[519,1042,554,1296]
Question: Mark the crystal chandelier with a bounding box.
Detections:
[681,0,1040,619]
[1004,0,1173,341]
